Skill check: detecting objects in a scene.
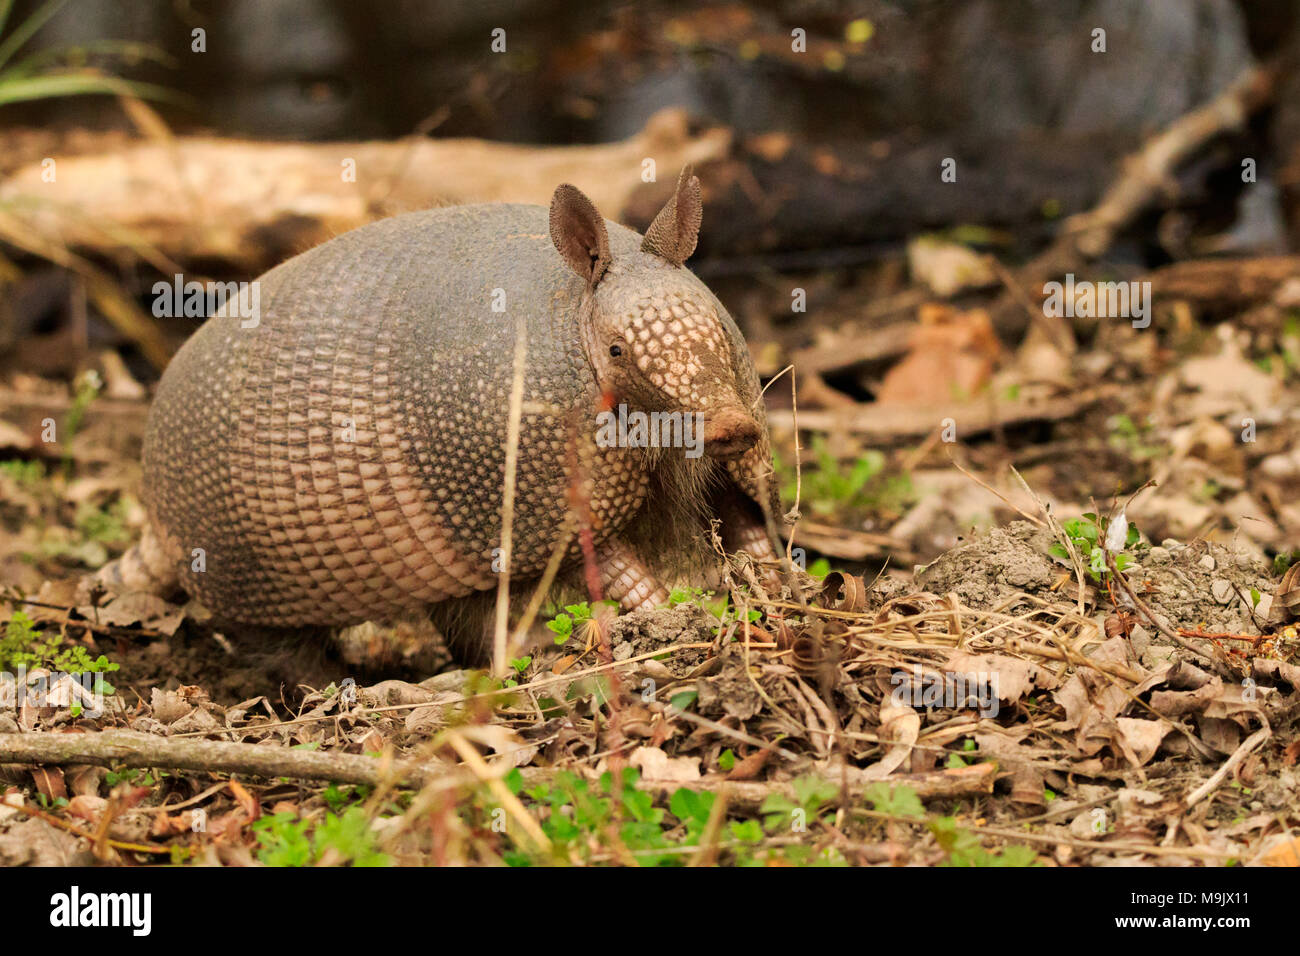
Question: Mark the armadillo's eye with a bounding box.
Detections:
[609,345,623,357]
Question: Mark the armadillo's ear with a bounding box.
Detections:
[550,184,611,286]
[641,166,702,267]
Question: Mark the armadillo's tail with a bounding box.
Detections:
[85,525,180,599]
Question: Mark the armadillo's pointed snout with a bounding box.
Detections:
[703,406,761,460]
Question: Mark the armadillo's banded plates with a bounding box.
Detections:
[140,204,658,628]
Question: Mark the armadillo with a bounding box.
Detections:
[97,169,781,658]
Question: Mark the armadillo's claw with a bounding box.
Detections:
[596,536,670,611]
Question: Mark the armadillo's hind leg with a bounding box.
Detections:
[85,524,180,599]
[596,535,670,611]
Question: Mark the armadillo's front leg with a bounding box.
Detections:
[717,491,784,592]
[596,536,670,611]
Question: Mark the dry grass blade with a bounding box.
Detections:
[442,730,551,852]
[493,312,528,675]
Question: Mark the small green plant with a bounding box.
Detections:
[759,776,839,832]
[668,690,697,712]
[104,767,160,787]
[667,588,765,638]
[805,557,831,580]
[508,768,671,865]
[73,498,130,546]
[775,436,912,520]
[1106,413,1163,461]
[0,458,45,491]
[1257,311,1300,377]
[505,768,818,866]
[62,369,100,445]
[321,784,371,813]
[252,807,390,867]
[54,369,102,477]
[546,602,594,645]
[0,610,118,680]
[1273,550,1300,576]
[862,781,925,818]
[929,817,1038,867]
[668,586,706,607]
[1049,513,1140,582]
[862,782,1037,867]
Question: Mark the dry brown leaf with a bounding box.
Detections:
[907,237,997,297]
[1114,718,1169,767]
[66,794,106,822]
[875,305,1000,405]
[945,650,1057,703]
[1257,836,1300,867]
[628,746,701,783]
[725,747,773,782]
[30,767,66,804]
[150,687,192,725]
[80,591,185,636]
[859,704,920,780]
[227,779,259,822]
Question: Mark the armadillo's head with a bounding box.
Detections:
[549,169,761,461]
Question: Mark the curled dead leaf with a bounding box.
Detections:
[1276,563,1300,619]
[817,571,867,612]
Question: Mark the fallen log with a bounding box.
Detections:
[1144,255,1300,308]
[769,385,1120,444]
[0,729,996,803]
[0,108,729,272]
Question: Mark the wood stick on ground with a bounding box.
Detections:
[625,761,997,809]
[1184,726,1271,810]
[0,730,449,789]
[770,385,1119,444]
[0,729,997,803]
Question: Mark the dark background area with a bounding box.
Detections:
[10,0,1300,256]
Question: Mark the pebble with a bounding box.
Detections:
[1199,554,1216,571]
[1128,624,1151,657]
[1069,809,1103,840]
[1210,579,1234,604]
[1147,546,1169,564]
[1256,593,1274,619]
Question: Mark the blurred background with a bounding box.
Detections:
[4,0,1300,597]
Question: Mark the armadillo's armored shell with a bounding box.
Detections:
[142,205,656,626]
